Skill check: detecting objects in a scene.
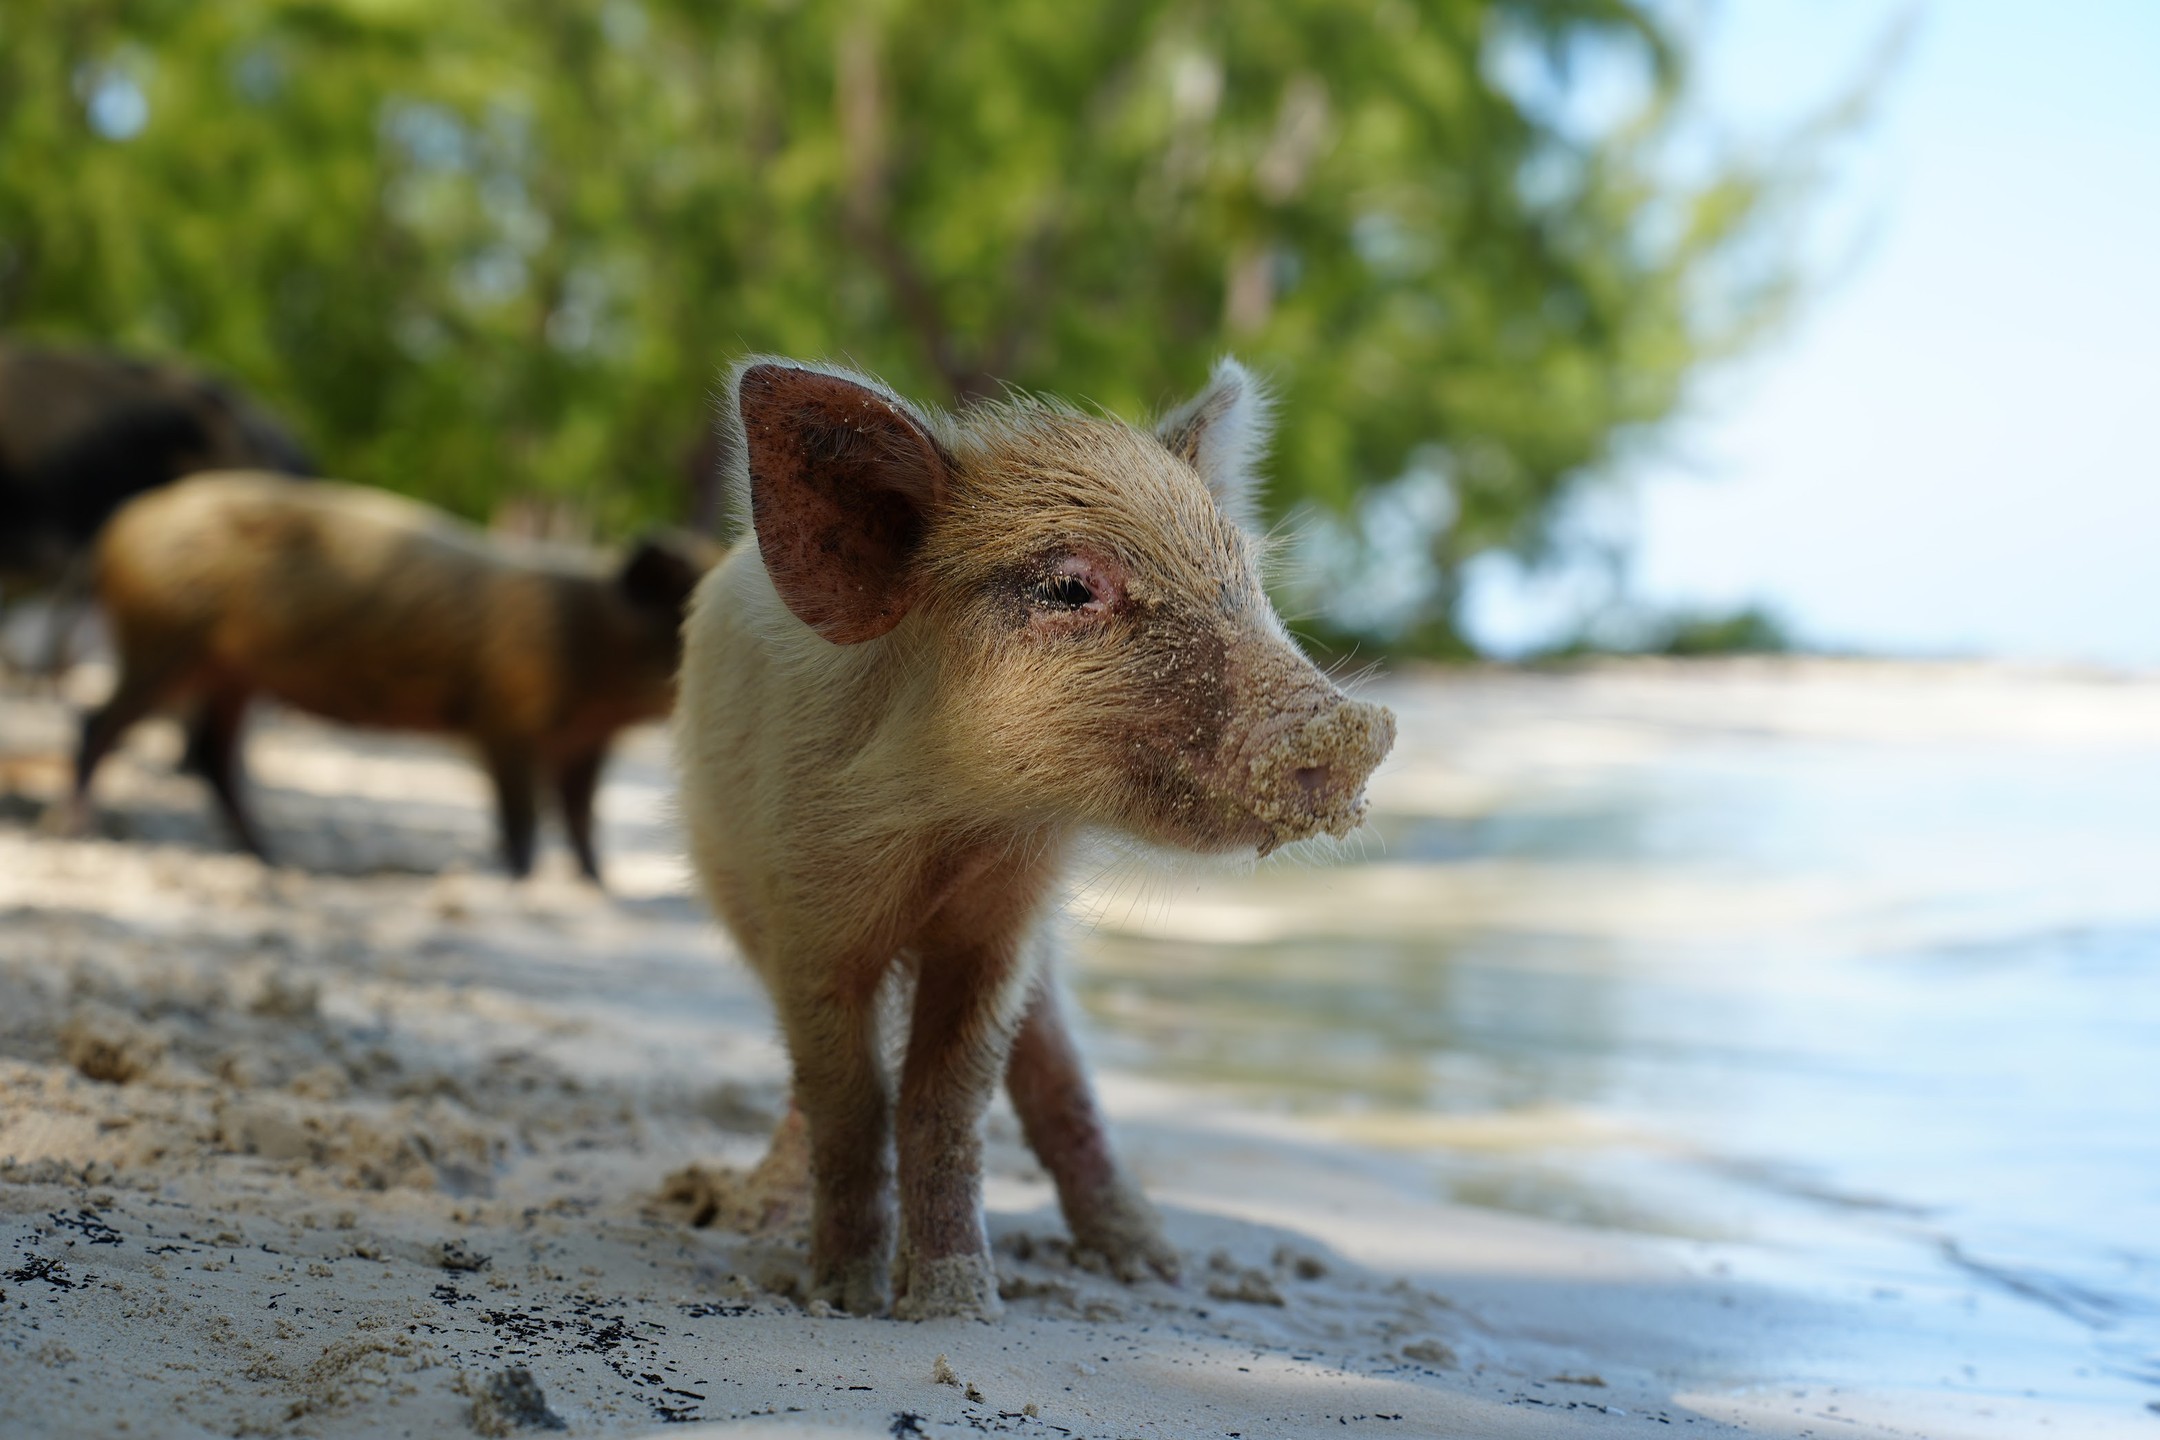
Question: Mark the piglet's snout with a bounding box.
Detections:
[1247,695,1396,849]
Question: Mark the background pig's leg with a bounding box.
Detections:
[181,684,268,860]
[779,972,894,1315]
[1006,962,1181,1283]
[892,934,1036,1321]
[71,650,192,813]
[482,742,537,878]
[555,746,604,884]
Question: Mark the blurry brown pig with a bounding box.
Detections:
[674,357,1394,1319]
[72,471,712,881]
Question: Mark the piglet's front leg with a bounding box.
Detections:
[891,932,1036,1321]
[779,978,894,1317]
[1006,968,1180,1284]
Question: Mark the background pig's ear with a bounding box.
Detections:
[1155,357,1273,533]
[732,361,951,644]
[617,531,712,621]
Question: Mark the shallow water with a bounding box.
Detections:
[1071,662,2160,1414]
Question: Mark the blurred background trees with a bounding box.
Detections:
[0,0,1818,654]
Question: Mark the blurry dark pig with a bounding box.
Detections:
[0,345,315,672]
[674,357,1394,1319]
[71,471,712,881]
[0,345,312,586]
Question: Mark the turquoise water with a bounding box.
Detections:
[1072,667,2160,1409]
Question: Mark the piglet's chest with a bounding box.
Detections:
[898,834,1064,960]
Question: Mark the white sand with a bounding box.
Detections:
[0,662,2144,1438]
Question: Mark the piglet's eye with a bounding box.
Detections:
[1031,574,1096,610]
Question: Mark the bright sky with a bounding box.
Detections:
[1468,0,2160,668]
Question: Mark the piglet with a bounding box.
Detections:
[674,358,1394,1319]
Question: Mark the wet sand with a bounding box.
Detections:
[0,660,2150,1437]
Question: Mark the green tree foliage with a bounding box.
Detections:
[0,0,1804,650]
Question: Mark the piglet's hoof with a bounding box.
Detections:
[894,1253,1004,1321]
[811,1258,890,1318]
[1070,1183,1181,1285]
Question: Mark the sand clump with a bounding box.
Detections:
[1400,1338,1459,1368]
[59,1003,165,1084]
[461,1367,567,1435]
[653,1104,811,1237]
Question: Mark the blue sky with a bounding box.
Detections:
[1466,0,2160,668]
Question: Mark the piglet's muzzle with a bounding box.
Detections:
[1244,696,1396,854]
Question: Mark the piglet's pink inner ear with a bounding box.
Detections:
[737,363,951,644]
[1154,358,1271,534]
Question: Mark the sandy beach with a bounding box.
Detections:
[2,660,2153,1438]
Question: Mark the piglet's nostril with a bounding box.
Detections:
[1292,765,1331,804]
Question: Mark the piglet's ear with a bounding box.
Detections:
[1155,357,1272,533]
[735,362,951,644]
